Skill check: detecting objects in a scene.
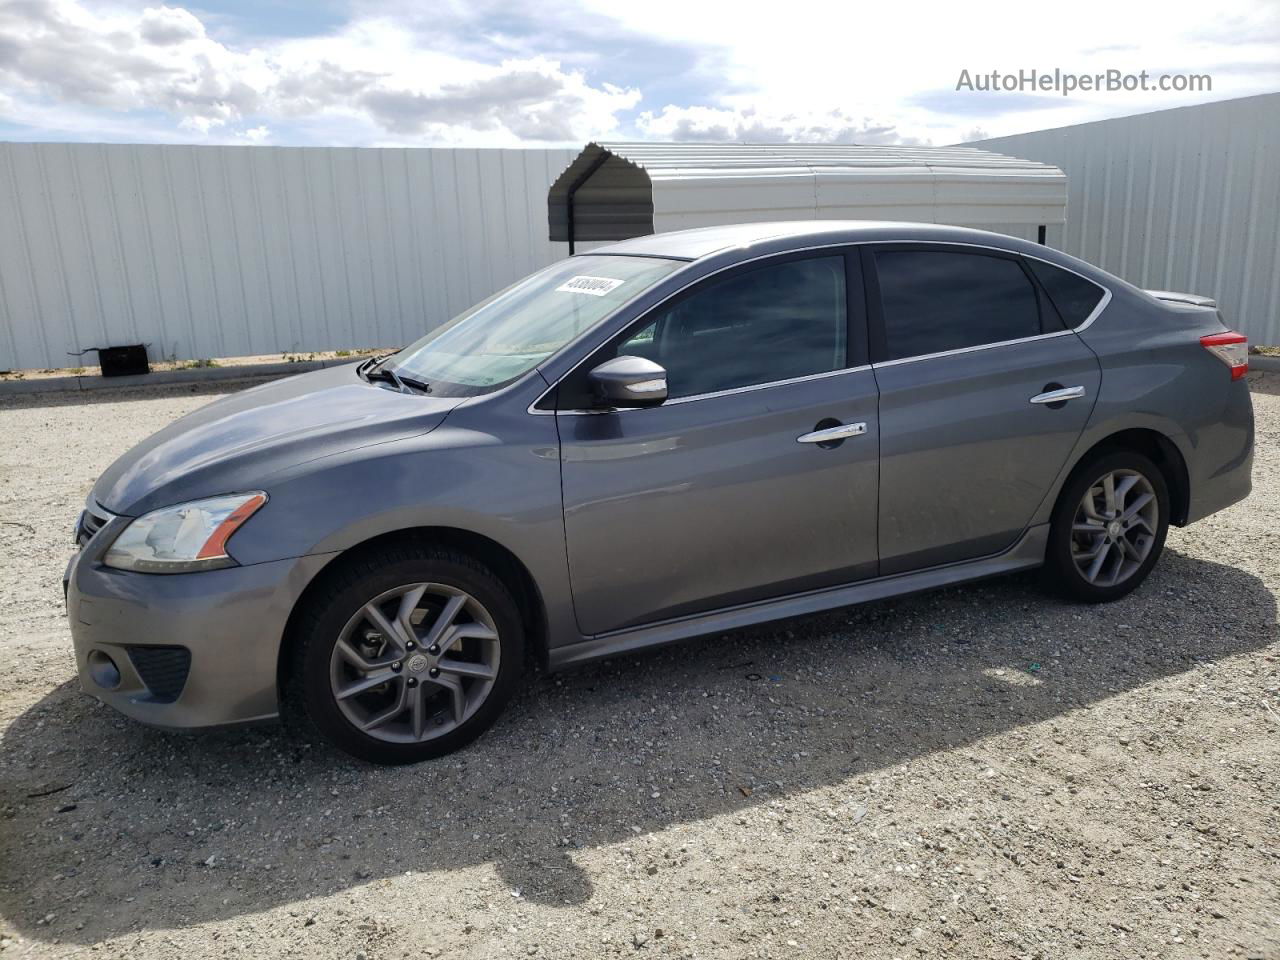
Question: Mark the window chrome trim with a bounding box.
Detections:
[1069,285,1113,333]
[528,237,1113,415]
[873,329,1073,368]
[530,362,876,416]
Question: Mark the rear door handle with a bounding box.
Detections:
[1030,385,1086,405]
[797,421,867,444]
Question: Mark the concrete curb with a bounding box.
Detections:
[0,356,361,396]
[1251,354,1280,373]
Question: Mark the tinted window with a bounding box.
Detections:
[1027,258,1105,328]
[629,256,848,399]
[875,250,1040,361]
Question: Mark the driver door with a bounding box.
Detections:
[555,251,881,636]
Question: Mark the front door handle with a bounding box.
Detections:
[1030,385,1086,405]
[797,421,867,445]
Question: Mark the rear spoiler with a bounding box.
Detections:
[1145,289,1217,308]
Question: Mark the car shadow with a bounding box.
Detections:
[0,548,1274,943]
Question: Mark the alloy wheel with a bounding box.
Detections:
[1070,469,1159,587]
[328,582,501,743]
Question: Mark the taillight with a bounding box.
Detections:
[1201,331,1249,380]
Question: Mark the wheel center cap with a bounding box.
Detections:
[406,653,430,673]
[1107,520,1123,539]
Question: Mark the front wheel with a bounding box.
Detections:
[1044,450,1170,603]
[284,544,525,764]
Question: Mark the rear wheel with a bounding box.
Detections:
[1044,450,1170,602]
[285,544,524,764]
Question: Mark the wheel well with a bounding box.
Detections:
[277,527,549,698]
[1071,429,1190,525]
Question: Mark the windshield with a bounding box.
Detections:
[386,255,683,397]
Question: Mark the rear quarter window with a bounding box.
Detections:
[1026,259,1106,328]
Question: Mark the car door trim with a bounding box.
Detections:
[528,239,1112,415]
[547,522,1050,669]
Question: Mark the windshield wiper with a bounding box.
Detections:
[396,373,432,393]
[361,355,431,394]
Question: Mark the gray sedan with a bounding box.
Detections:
[66,221,1254,763]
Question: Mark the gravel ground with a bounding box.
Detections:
[0,375,1277,960]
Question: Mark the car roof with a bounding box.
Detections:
[591,220,1047,261]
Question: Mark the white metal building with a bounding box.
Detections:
[973,93,1280,345]
[0,144,575,372]
[548,142,1067,250]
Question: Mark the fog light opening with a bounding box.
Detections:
[87,650,121,690]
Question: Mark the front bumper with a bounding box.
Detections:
[66,532,337,729]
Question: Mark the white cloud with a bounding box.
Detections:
[0,0,640,143]
[0,0,1276,146]
[0,0,268,130]
[136,5,203,46]
[637,105,914,145]
[586,0,1280,144]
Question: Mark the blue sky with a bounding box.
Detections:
[0,0,1276,147]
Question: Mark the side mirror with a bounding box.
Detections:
[588,356,668,408]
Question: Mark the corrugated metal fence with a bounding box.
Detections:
[974,93,1280,345]
[0,144,576,370]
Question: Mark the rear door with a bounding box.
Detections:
[865,244,1103,574]
[555,251,880,636]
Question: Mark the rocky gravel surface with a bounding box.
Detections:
[0,374,1277,960]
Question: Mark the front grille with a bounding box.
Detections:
[127,646,192,703]
[76,505,111,548]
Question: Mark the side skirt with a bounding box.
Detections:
[546,524,1049,670]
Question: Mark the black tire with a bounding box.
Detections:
[1044,449,1171,603]
[283,542,525,764]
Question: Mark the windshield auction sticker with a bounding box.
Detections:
[556,276,626,296]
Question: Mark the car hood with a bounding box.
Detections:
[92,364,463,516]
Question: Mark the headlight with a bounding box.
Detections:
[103,493,267,573]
